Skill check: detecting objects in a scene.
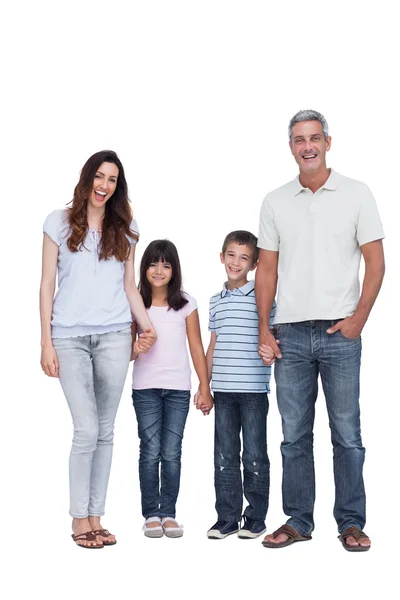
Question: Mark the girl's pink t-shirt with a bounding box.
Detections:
[132,293,197,391]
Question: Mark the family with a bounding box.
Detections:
[40,109,385,551]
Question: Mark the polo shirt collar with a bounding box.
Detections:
[292,168,339,195]
[221,280,255,297]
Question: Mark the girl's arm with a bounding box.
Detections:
[40,233,59,377]
[124,245,157,350]
[186,309,214,414]
[130,321,138,361]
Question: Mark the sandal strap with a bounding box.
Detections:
[272,524,300,540]
[341,526,369,542]
[144,517,162,525]
[71,531,97,542]
[92,529,111,537]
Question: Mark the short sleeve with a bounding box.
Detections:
[258,196,280,251]
[356,186,385,247]
[183,293,197,317]
[43,209,65,246]
[208,298,216,332]
[128,218,140,246]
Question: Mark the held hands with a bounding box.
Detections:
[41,344,59,378]
[194,387,214,416]
[326,316,363,339]
[130,328,158,361]
[138,328,158,353]
[259,330,281,365]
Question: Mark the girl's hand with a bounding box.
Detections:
[138,328,157,353]
[194,389,214,416]
[41,344,59,378]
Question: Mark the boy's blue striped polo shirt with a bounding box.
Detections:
[208,280,276,393]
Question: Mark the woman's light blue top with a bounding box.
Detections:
[43,209,139,339]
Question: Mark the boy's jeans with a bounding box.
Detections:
[132,388,190,519]
[274,320,365,536]
[53,327,131,518]
[213,392,270,522]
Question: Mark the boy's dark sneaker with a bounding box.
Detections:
[207,520,239,539]
[237,516,266,539]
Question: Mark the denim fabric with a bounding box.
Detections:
[213,392,269,522]
[132,388,190,519]
[53,327,132,518]
[274,320,364,535]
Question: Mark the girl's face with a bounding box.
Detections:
[89,161,119,209]
[146,261,173,290]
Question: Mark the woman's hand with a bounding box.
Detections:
[41,344,59,377]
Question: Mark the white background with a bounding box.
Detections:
[1,1,398,598]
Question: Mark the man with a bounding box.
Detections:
[255,109,385,551]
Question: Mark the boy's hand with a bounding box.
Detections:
[259,330,281,364]
[259,343,278,365]
[194,389,214,416]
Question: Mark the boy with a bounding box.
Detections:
[206,231,276,539]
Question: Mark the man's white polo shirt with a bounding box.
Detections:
[258,169,384,324]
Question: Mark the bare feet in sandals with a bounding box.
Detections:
[88,516,117,545]
[262,524,311,548]
[339,526,371,551]
[71,517,103,548]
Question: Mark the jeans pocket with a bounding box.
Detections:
[114,327,132,336]
[336,330,361,342]
[275,324,290,341]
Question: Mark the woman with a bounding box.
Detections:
[40,150,156,548]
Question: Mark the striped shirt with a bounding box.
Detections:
[209,280,276,393]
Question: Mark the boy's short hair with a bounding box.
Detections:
[222,230,259,264]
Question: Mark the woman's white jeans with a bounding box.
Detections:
[53,327,131,518]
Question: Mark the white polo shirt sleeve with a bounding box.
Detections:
[356,185,385,247]
[258,195,280,251]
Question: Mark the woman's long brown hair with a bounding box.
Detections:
[67,150,138,261]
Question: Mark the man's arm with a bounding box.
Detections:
[255,249,281,360]
[327,239,385,337]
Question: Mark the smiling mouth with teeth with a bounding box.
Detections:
[94,190,107,200]
[302,154,317,159]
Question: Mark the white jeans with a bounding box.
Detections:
[53,328,131,518]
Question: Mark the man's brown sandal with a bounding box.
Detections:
[338,526,370,552]
[92,528,117,546]
[71,531,104,549]
[262,524,312,548]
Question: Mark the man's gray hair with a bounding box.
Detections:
[288,109,329,140]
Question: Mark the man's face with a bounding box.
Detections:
[289,120,331,174]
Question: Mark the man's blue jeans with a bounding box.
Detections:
[214,392,270,522]
[132,388,190,519]
[274,320,365,535]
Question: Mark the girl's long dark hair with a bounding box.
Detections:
[67,150,138,261]
[139,240,188,311]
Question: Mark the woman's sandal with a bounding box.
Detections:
[92,528,117,546]
[338,526,371,552]
[71,530,104,549]
[161,517,184,538]
[143,517,164,538]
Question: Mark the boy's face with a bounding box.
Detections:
[220,243,257,288]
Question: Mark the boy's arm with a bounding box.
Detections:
[206,332,217,382]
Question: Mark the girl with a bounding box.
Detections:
[40,150,156,549]
[131,239,213,538]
